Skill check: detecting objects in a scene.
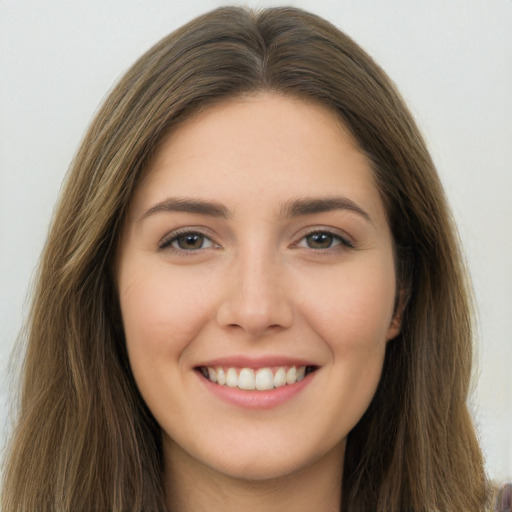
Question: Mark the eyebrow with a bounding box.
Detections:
[281,196,372,223]
[139,197,231,221]
[139,195,372,223]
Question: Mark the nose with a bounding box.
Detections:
[216,247,294,337]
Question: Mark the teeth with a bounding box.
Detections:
[201,365,312,390]
[207,367,217,383]
[286,366,296,384]
[238,368,255,390]
[226,368,238,387]
[216,367,226,385]
[255,368,274,390]
[274,367,286,388]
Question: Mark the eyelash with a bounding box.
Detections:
[158,228,354,254]
[294,229,354,251]
[158,229,216,253]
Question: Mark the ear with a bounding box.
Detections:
[386,288,408,341]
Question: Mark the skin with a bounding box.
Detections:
[117,93,402,512]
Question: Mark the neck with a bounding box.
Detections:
[164,440,344,512]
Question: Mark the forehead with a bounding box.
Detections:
[129,93,386,225]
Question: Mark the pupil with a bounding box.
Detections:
[179,234,203,249]
[308,233,332,248]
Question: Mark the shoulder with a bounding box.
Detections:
[489,482,512,511]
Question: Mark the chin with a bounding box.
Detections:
[209,453,314,483]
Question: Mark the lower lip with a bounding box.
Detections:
[197,371,315,410]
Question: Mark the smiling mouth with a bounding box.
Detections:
[196,365,318,391]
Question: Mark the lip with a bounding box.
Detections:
[194,356,318,410]
[195,355,316,370]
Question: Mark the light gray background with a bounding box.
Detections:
[1,0,511,483]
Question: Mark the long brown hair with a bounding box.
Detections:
[2,6,489,511]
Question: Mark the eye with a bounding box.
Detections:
[297,231,353,250]
[159,231,215,251]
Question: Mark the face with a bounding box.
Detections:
[117,93,401,483]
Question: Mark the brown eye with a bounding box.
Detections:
[296,231,353,250]
[160,231,215,251]
[175,234,206,250]
[305,232,335,249]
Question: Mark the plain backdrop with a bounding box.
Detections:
[1,0,511,483]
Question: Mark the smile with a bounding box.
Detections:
[197,365,317,391]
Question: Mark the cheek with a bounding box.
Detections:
[117,264,217,427]
[297,259,397,352]
[118,266,212,365]
[302,260,395,427]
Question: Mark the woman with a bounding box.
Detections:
[1,6,492,511]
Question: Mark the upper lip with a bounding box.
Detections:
[195,355,318,369]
